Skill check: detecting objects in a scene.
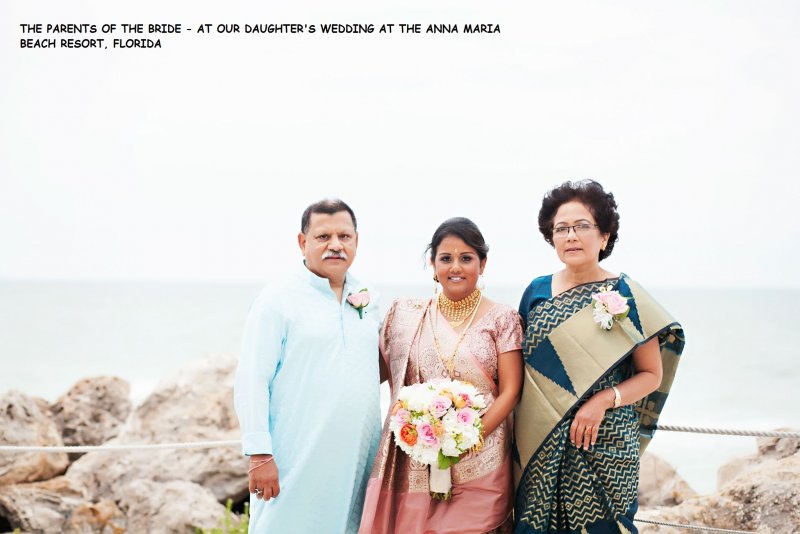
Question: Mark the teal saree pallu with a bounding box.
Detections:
[513,275,684,534]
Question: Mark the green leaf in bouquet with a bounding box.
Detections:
[437,449,461,469]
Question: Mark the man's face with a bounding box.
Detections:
[298,211,358,282]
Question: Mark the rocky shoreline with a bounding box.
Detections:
[637,433,800,533]
[0,355,797,533]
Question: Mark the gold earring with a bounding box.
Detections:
[433,275,440,295]
[478,274,486,291]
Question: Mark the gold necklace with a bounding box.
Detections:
[431,292,483,376]
[437,289,482,327]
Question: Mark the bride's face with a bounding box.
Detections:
[433,235,486,301]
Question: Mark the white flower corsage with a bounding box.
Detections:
[591,287,630,330]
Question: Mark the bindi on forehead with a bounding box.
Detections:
[437,236,479,257]
[438,249,476,256]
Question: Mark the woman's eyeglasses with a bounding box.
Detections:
[552,224,599,239]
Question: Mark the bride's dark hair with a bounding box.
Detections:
[426,217,489,263]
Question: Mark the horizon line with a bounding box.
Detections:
[0,277,797,291]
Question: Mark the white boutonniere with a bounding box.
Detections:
[346,289,370,319]
[591,286,630,330]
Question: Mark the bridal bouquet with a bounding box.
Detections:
[388,379,486,499]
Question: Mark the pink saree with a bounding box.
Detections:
[360,298,523,534]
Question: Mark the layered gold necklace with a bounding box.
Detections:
[437,289,482,328]
[432,290,483,376]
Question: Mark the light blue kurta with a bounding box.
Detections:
[234,267,382,534]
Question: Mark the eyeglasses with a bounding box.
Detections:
[552,224,599,239]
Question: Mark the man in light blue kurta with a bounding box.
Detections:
[234,200,381,533]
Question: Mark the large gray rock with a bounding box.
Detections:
[119,479,226,534]
[0,355,247,532]
[717,429,800,489]
[755,431,800,460]
[0,391,68,486]
[639,451,697,506]
[717,455,753,491]
[67,354,247,503]
[66,499,126,534]
[50,376,132,459]
[639,432,800,534]
[0,476,125,533]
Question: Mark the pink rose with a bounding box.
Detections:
[347,290,371,319]
[393,409,411,426]
[456,408,477,426]
[346,291,370,308]
[416,422,439,446]
[458,393,473,408]
[594,291,628,316]
[429,396,453,418]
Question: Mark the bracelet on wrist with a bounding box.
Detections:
[611,386,622,409]
[469,428,485,454]
[248,456,275,473]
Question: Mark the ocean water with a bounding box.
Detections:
[0,280,796,495]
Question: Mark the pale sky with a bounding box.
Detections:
[2,1,799,289]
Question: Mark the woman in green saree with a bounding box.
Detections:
[513,180,685,534]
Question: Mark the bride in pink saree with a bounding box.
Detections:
[360,218,523,534]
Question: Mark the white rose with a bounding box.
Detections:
[459,426,480,448]
[441,435,460,457]
[442,410,458,426]
[592,303,614,330]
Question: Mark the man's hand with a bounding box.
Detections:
[249,454,280,500]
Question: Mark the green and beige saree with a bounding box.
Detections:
[513,274,684,534]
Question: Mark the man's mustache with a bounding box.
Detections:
[322,250,348,260]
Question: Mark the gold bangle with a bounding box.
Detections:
[469,429,485,454]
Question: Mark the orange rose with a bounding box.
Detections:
[400,423,418,446]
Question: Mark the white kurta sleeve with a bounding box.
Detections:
[234,290,285,456]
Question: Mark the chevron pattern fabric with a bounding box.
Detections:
[514,274,684,533]
[522,281,610,397]
[523,281,607,356]
[515,370,639,534]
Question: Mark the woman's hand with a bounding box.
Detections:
[249,454,280,501]
[569,338,664,451]
[476,349,523,439]
[570,389,613,450]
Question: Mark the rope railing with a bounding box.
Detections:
[654,425,799,439]
[635,518,754,533]
[1,424,795,454]
[0,439,240,454]
[0,424,793,533]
